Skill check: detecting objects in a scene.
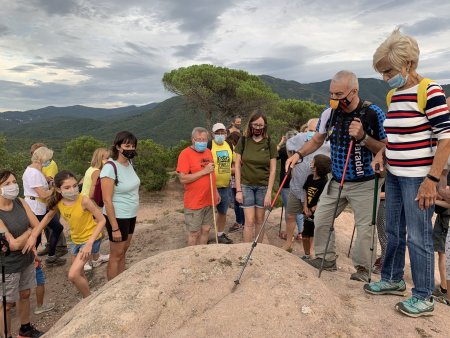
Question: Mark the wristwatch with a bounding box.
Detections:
[359,132,369,146]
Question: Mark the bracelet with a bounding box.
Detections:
[358,131,367,142]
[426,174,440,183]
[296,151,304,162]
[112,228,120,232]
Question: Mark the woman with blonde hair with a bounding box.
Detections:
[22,146,66,266]
[364,28,450,317]
[81,148,110,199]
[81,148,110,271]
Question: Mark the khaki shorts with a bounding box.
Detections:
[184,206,213,232]
[5,262,36,303]
[286,192,303,215]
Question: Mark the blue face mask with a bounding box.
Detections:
[387,73,408,89]
[306,131,315,141]
[194,141,207,152]
[214,135,225,145]
[42,160,51,167]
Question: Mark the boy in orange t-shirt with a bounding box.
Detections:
[177,127,220,245]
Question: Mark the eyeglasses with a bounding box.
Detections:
[251,123,266,128]
[193,137,208,142]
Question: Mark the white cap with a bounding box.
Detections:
[212,123,226,132]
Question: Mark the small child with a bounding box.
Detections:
[301,154,331,259]
[23,170,106,298]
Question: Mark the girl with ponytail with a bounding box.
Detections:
[23,170,106,298]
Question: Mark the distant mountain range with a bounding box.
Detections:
[1,76,449,148]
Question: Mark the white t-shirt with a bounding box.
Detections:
[22,166,48,215]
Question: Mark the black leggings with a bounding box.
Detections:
[36,213,64,256]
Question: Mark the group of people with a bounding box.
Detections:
[176,28,450,319]
[0,131,141,337]
[0,27,450,337]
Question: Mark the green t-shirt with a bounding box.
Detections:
[235,136,277,186]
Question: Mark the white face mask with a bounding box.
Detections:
[61,190,79,201]
[1,183,20,200]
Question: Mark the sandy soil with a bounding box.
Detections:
[7,177,449,337]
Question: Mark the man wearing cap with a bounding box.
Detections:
[208,123,234,244]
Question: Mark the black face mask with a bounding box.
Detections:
[252,128,264,136]
[122,149,137,160]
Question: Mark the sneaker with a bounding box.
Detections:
[363,279,406,296]
[18,324,43,337]
[229,223,242,233]
[92,254,110,268]
[432,285,449,305]
[84,262,93,271]
[218,233,233,244]
[350,266,369,282]
[34,302,55,315]
[305,257,337,271]
[55,246,68,257]
[395,296,434,318]
[37,246,49,256]
[301,255,310,260]
[45,255,66,266]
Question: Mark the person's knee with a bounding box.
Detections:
[19,289,31,300]
[68,269,79,283]
[201,225,211,233]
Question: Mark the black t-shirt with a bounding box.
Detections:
[278,146,290,189]
[303,174,328,210]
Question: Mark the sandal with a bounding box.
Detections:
[296,233,302,240]
[279,231,287,240]
[229,223,242,233]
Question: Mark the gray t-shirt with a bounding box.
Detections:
[287,133,331,201]
[0,198,34,274]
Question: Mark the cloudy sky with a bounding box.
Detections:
[1,0,450,111]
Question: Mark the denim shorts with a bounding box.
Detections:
[70,238,102,256]
[216,187,230,214]
[241,184,267,208]
[35,265,45,286]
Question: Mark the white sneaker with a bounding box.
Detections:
[84,262,92,271]
[34,302,55,315]
[92,254,109,268]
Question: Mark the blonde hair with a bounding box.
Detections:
[373,28,420,73]
[90,148,110,169]
[31,147,53,163]
[30,143,46,155]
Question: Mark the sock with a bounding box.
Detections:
[217,232,224,237]
[440,286,447,294]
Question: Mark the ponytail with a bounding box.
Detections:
[47,189,62,211]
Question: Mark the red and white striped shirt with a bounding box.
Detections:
[384,82,450,177]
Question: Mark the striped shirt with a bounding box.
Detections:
[384,82,450,177]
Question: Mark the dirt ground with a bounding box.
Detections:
[8,177,450,337]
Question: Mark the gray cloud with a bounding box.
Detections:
[124,42,157,58]
[0,24,8,35]
[49,56,92,70]
[173,43,204,59]
[8,65,36,72]
[33,0,80,16]
[403,17,450,36]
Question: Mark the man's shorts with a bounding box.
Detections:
[216,187,230,214]
[286,191,303,215]
[70,238,102,256]
[184,206,213,232]
[433,213,449,253]
[241,185,267,208]
[5,262,36,303]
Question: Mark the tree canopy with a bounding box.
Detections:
[162,64,279,129]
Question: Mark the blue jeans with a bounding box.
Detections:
[231,188,245,225]
[36,213,64,256]
[382,171,434,299]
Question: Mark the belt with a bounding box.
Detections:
[25,196,47,203]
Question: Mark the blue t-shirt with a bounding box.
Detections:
[100,159,140,218]
[317,102,386,182]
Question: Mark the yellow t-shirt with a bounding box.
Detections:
[57,195,101,244]
[211,140,233,188]
[42,160,58,179]
[81,167,99,196]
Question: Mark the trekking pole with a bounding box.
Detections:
[347,224,356,257]
[279,204,284,237]
[234,168,291,286]
[0,231,10,338]
[368,164,380,283]
[209,173,219,244]
[319,139,354,278]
